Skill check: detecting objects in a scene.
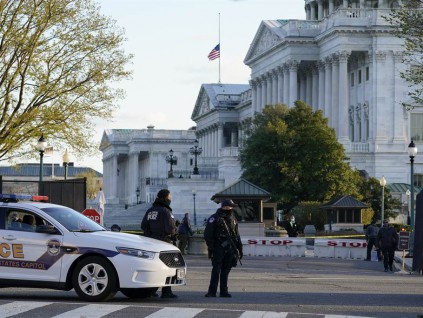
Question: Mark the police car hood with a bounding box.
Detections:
[72,231,179,252]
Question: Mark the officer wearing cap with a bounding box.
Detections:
[204,199,243,298]
[141,189,178,298]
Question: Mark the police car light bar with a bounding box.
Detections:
[0,194,49,202]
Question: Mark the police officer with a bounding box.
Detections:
[141,189,177,298]
[204,199,243,298]
[377,219,398,272]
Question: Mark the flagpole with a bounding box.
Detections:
[218,12,221,84]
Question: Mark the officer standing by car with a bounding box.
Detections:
[141,189,178,298]
[204,199,243,298]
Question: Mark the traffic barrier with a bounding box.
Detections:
[314,239,367,260]
[242,237,306,257]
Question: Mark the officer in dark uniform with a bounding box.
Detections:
[204,199,243,298]
[141,189,178,298]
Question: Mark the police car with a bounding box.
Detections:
[0,194,186,301]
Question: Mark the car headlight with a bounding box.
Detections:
[116,247,156,259]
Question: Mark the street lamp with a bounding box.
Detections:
[408,139,417,258]
[136,187,140,204]
[192,190,197,226]
[406,189,411,225]
[62,148,70,180]
[165,149,177,178]
[380,176,386,226]
[36,134,47,182]
[189,139,202,175]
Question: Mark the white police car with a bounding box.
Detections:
[0,194,186,301]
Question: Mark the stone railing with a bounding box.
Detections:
[350,142,370,153]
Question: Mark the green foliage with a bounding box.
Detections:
[290,201,326,231]
[358,177,402,223]
[240,102,361,210]
[385,1,423,109]
[0,0,132,162]
[361,208,374,225]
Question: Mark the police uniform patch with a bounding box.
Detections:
[209,217,215,223]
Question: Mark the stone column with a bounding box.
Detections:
[217,123,224,149]
[338,50,351,143]
[128,152,139,204]
[306,70,313,106]
[374,50,387,141]
[266,73,272,106]
[250,79,257,115]
[329,0,334,14]
[324,57,332,122]
[300,73,307,102]
[272,70,278,104]
[277,67,284,104]
[256,79,262,112]
[318,0,324,20]
[318,61,325,111]
[283,65,290,105]
[231,128,238,147]
[359,0,365,8]
[262,76,267,110]
[343,0,348,7]
[312,63,319,110]
[289,60,299,107]
[111,154,118,200]
[306,5,311,20]
[331,54,340,135]
[393,51,405,142]
[310,3,316,20]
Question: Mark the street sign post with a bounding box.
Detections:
[82,208,101,224]
[398,231,410,272]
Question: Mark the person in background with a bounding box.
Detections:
[377,219,399,272]
[204,199,243,298]
[284,215,299,237]
[365,220,381,261]
[95,187,106,226]
[141,189,178,298]
[178,212,194,254]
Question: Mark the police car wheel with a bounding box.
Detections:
[121,287,159,299]
[72,256,117,301]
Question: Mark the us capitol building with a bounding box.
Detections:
[100,0,421,221]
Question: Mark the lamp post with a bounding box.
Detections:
[62,148,70,180]
[380,176,386,226]
[136,187,140,204]
[189,139,202,175]
[408,140,417,257]
[36,134,47,182]
[406,189,411,225]
[192,190,197,226]
[165,149,177,178]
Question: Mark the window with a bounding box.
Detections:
[358,70,362,84]
[366,67,369,81]
[411,113,423,142]
[350,73,355,87]
[414,174,423,188]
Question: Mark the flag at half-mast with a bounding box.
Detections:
[208,44,220,60]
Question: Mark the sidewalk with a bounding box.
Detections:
[394,251,416,274]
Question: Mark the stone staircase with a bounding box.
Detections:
[103,203,150,230]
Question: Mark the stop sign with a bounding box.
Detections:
[82,209,101,224]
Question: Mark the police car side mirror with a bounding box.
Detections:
[36,224,59,235]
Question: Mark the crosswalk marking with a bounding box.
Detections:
[0,301,52,318]
[51,304,128,318]
[239,311,288,318]
[144,307,204,318]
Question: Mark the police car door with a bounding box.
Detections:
[0,208,64,283]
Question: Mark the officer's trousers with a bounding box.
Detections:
[207,248,234,295]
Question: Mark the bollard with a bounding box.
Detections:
[304,225,316,247]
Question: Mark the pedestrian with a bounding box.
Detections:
[94,187,106,226]
[365,220,381,261]
[284,215,299,237]
[204,199,243,298]
[377,219,399,272]
[141,189,178,298]
[178,212,194,255]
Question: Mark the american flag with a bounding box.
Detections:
[208,44,220,60]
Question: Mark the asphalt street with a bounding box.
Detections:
[0,255,422,318]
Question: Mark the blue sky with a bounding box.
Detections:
[81,0,305,172]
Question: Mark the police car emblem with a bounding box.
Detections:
[46,239,61,256]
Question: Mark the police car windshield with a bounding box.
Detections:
[41,207,105,232]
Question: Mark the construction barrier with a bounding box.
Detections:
[314,239,367,259]
[242,237,306,257]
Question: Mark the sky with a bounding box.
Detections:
[75,0,305,172]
